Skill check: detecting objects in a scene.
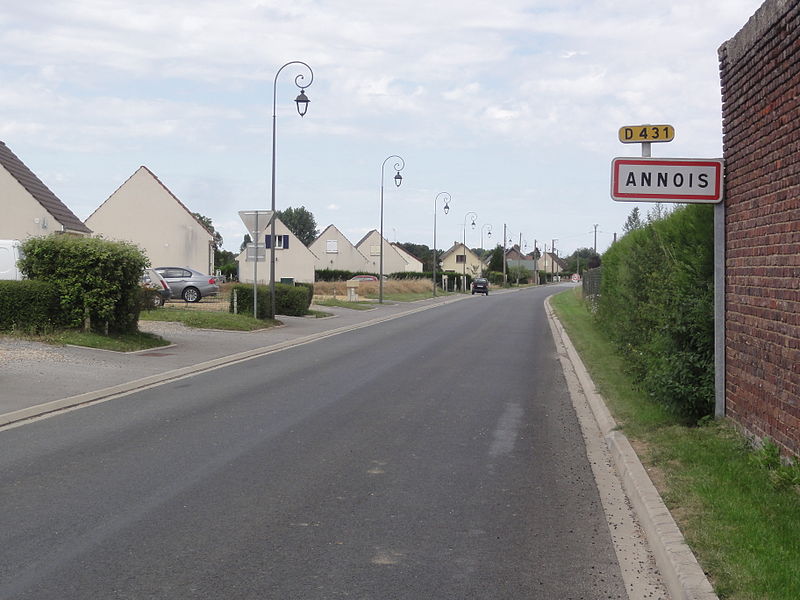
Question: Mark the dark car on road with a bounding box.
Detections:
[471,277,489,295]
[154,267,219,302]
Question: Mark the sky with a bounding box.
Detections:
[1,0,765,258]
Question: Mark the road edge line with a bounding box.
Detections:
[545,295,718,600]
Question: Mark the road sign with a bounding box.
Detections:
[618,125,675,144]
[610,157,724,203]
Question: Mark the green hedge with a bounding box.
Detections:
[229,283,312,318]
[18,236,149,334]
[0,280,63,332]
[315,269,358,282]
[597,204,714,420]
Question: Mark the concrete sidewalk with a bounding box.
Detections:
[0,295,465,426]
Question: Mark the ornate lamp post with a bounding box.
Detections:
[462,211,477,283]
[379,155,404,303]
[432,192,451,297]
[269,61,313,319]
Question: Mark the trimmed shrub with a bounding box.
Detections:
[597,204,714,420]
[0,280,63,332]
[315,269,356,282]
[229,283,311,318]
[17,236,149,334]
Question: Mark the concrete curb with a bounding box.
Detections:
[545,296,718,600]
[0,295,466,429]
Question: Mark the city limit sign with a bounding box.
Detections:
[610,157,724,204]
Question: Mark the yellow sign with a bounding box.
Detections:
[618,124,675,143]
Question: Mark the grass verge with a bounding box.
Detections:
[140,308,280,331]
[313,298,376,311]
[550,288,800,600]
[33,329,170,352]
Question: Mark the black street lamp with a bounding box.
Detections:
[462,211,477,282]
[269,61,314,319]
[432,192,451,297]
[379,155,405,303]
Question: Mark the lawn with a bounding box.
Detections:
[140,307,280,331]
[550,288,800,600]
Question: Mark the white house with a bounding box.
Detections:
[0,140,91,239]
[309,224,369,273]
[440,242,483,277]
[391,243,424,272]
[355,230,409,275]
[236,215,318,284]
[85,166,214,274]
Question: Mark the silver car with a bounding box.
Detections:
[154,267,219,302]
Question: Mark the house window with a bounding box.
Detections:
[326,240,338,254]
[456,254,466,263]
[370,245,381,256]
[265,235,289,249]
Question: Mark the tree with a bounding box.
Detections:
[192,212,223,251]
[487,246,505,272]
[275,206,318,246]
[240,234,252,253]
[563,247,601,275]
[622,207,644,235]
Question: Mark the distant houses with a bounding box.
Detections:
[309,224,370,273]
[440,242,482,277]
[236,215,318,284]
[355,230,412,275]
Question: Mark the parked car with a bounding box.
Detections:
[471,277,489,295]
[141,268,172,307]
[154,267,219,302]
[349,274,379,282]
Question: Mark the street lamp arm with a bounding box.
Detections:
[273,61,314,115]
[379,154,406,303]
[432,192,452,297]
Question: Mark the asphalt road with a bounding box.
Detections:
[0,287,631,599]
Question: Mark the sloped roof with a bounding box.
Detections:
[354,229,380,248]
[86,165,210,237]
[391,242,423,265]
[0,141,91,234]
[440,242,478,261]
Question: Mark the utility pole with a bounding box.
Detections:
[593,224,599,254]
[502,224,507,285]
[551,239,557,280]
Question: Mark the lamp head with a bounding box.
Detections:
[394,171,403,187]
[443,202,450,215]
[295,89,310,117]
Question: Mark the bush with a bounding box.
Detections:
[0,280,63,332]
[315,269,356,282]
[229,283,312,318]
[18,236,149,334]
[597,204,714,420]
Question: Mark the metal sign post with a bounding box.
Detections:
[610,126,726,418]
[239,210,273,319]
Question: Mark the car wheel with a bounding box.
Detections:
[182,287,201,302]
[152,294,164,308]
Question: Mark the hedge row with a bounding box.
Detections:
[0,280,63,333]
[229,283,313,319]
[596,204,714,420]
[18,236,149,334]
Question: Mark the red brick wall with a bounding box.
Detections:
[719,0,800,458]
